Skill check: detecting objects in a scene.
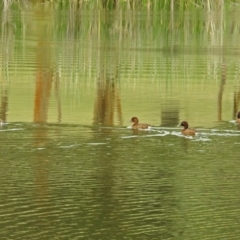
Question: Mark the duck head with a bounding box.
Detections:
[130,117,139,124]
[180,121,189,129]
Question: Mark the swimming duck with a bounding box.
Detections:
[130,117,150,129]
[180,121,197,136]
[236,111,240,124]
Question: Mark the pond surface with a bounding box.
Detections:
[0,2,240,239]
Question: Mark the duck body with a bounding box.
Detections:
[130,117,150,129]
[180,121,196,136]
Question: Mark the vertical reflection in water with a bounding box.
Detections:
[34,69,53,123]
[93,75,123,126]
[0,6,13,123]
[217,62,226,121]
[101,0,117,9]
[32,126,52,230]
[33,5,62,124]
[93,12,123,127]
[33,127,49,194]
[90,6,122,236]
[233,90,240,118]
[93,150,117,236]
[33,40,53,123]
[212,3,225,122]
[0,90,8,123]
[55,72,62,123]
[2,0,13,11]
[233,89,240,130]
[31,5,52,231]
[161,102,179,127]
[34,68,62,123]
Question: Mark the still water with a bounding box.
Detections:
[1,2,240,239]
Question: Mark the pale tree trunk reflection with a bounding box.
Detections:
[217,62,226,121]
[1,6,13,123]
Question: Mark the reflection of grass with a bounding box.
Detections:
[1,0,237,11]
[2,1,240,48]
[1,1,240,125]
[46,0,240,86]
[2,1,240,79]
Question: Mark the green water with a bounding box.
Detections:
[0,2,240,239]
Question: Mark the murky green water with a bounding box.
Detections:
[1,2,240,239]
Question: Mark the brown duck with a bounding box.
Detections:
[130,117,150,129]
[180,121,197,136]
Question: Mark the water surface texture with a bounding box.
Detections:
[1,2,240,239]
